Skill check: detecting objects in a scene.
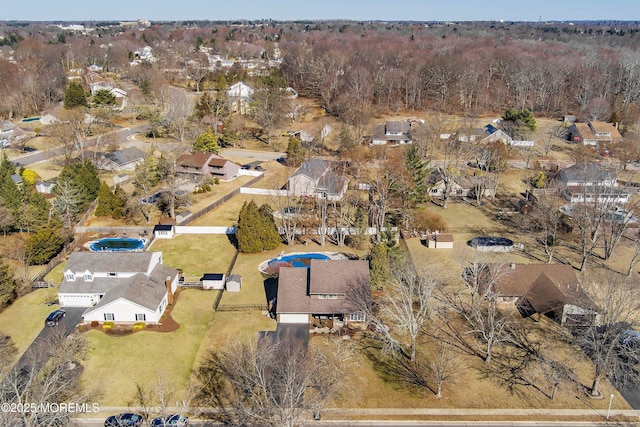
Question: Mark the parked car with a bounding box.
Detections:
[45,309,65,327]
[151,414,189,426]
[104,413,143,426]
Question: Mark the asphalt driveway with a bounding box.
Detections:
[14,306,85,370]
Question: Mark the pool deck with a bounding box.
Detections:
[257,251,347,274]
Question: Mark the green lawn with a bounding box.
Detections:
[81,289,217,406]
[0,288,59,362]
[148,234,237,279]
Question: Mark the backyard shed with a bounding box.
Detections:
[153,224,175,239]
[202,273,225,290]
[425,233,454,249]
[226,274,242,292]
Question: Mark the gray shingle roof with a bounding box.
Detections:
[64,252,155,275]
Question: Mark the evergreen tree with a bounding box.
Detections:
[63,80,88,109]
[236,201,281,253]
[26,222,64,265]
[501,108,537,139]
[0,258,16,306]
[95,181,115,217]
[92,89,117,106]
[258,203,281,251]
[112,186,127,219]
[237,201,263,253]
[56,160,101,211]
[406,144,429,203]
[369,243,390,290]
[285,136,305,167]
[193,127,220,153]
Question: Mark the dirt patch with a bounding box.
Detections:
[79,288,182,335]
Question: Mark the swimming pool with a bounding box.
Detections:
[263,253,331,274]
[89,237,146,252]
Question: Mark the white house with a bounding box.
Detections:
[58,252,178,324]
[371,121,413,145]
[287,158,348,201]
[227,82,254,115]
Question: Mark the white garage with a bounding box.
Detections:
[278,313,310,324]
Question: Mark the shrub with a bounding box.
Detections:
[102,321,114,330]
[90,321,99,327]
[133,322,145,331]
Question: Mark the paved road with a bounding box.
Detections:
[10,124,149,167]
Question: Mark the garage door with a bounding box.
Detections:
[279,313,309,324]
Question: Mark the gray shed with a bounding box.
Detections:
[226,274,242,292]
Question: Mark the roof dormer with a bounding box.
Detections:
[64,270,75,281]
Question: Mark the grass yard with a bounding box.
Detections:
[0,288,59,362]
[149,234,236,279]
[81,288,217,406]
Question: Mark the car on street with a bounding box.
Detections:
[151,414,189,426]
[104,413,143,426]
[45,309,65,327]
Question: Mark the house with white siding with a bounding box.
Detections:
[58,252,178,324]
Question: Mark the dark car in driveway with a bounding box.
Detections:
[104,413,143,426]
[151,414,189,426]
[45,309,65,327]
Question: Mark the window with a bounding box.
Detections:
[108,272,117,277]
[104,313,114,321]
[135,313,146,321]
[317,294,338,299]
[431,189,438,194]
[84,273,93,281]
[349,312,366,322]
[65,273,75,281]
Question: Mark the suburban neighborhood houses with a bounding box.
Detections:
[1,17,640,427]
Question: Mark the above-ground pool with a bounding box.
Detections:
[20,117,40,122]
[468,236,514,252]
[261,252,332,275]
[89,237,146,252]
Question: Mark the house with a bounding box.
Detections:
[559,163,629,204]
[35,181,55,194]
[276,259,369,326]
[58,252,179,325]
[559,163,618,187]
[227,82,254,115]
[372,121,412,145]
[96,147,145,172]
[176,151,241,181]
[289,130,315,144]
[226,274,242,292]
[10,173,22,185]
[202,273,225,290]
[569,121,622,147]
[428,169,495,200]
[288,158,348,201]
[489,263,596,326]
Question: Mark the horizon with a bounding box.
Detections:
[4,0,639,23]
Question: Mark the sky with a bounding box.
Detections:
[3,0,639,22]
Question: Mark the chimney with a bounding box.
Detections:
[166,276,173,304]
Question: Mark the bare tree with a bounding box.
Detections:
[427,340,461,399]
[195,336,353,427]
[530,190,564,263]
[164,88,193,142]
[572,272,640,397]
[0,331,94,427]
[435,125,476,209]
[439,254,511,364]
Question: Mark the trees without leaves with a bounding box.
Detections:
[572,272,640,397]
[195,337,353,427]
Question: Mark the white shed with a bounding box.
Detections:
[202,273,225,290]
